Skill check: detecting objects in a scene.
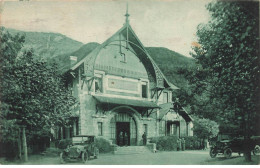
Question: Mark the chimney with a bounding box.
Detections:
[70,56,77,66]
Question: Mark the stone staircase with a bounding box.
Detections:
[114,146,152,155]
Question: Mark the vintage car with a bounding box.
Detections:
[251,136,260,155]
[253,145,260,155]
[210,137,258,158]
[60,135,99,164]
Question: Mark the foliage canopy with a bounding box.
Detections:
[183,1,259,161]
[0,28,77,152]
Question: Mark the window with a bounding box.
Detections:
[120,53,127,63]
[163,92,168,103]
[98,122,103,136]
[142,84,147,98]
[95,77,102,93]
[167,123,178,136]
[75,119,79,135]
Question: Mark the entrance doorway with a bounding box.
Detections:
[110,112,137,146]
[116,122,130,146]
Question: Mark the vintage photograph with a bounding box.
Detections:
[0,0,259,165]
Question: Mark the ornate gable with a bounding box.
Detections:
[70,20,178,90]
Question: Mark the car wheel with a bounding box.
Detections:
[60,152,66,164]
[94,148,99,159]
[224,148,232,159]
[82,152,89,163]
[253,145,260,155]
[210,148,218,158]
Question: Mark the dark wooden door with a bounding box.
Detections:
[116,122,130,146]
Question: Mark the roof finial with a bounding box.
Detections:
[125,2,130,25]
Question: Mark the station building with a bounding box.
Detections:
[57,10,193,146]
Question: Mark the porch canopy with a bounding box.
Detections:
[93,95,159,109]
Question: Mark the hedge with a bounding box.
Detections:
[150,136,178,151]
[95,138,113,153]
[184,136,203,150]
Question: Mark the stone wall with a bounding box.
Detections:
[78,97,158,146]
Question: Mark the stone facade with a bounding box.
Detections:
[56,15,193,145]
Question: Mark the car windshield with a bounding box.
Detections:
[72,136,90,144]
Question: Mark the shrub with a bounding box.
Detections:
[57,139,72,149]
[150,136,178,151]
[96,138,113,153]
[0,141,18,160]
[184,136,202,150]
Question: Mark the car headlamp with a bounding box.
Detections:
[77,148,81,153]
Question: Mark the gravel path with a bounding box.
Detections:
[1,150,259,165]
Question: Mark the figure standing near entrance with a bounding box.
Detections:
[124,132,128,146]
[142,132,147,145]
[119,132,124,146]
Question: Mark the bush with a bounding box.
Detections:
[95,138,113,153]
[150,136,178,151]
[0,141,18,160]
[184,136,202,150]
[57,139,72,149]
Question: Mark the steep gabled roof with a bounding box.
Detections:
[159,102,173,119]
[70,25,127,70]
[158,102,193,122]
[69,23,178,90]
[57,42,99,74]
[126,25,178,90]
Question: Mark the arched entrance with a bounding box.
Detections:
[110,113,137,146]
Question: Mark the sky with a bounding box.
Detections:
[0,0,212,57]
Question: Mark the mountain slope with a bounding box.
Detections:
[4,28,194,89]
[5,28,84,59]
[54,42,100,73]
[146,47,195,88]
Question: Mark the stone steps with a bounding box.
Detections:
[115,146,151,155]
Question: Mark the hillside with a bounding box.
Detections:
[4,28,195,89]
[54,42,100,73]
[5,28,83,59]
[146,47,195,88]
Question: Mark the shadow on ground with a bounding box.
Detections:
[202,155,260,165]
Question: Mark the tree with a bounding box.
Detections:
[193,118,219,147]
[0,28,77,158]
[190,1,259,161]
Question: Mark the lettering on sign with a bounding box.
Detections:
[108,78,138,92]
[95,64,147,78]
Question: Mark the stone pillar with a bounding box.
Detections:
[156,109,160,136]
[136,118,142,146]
